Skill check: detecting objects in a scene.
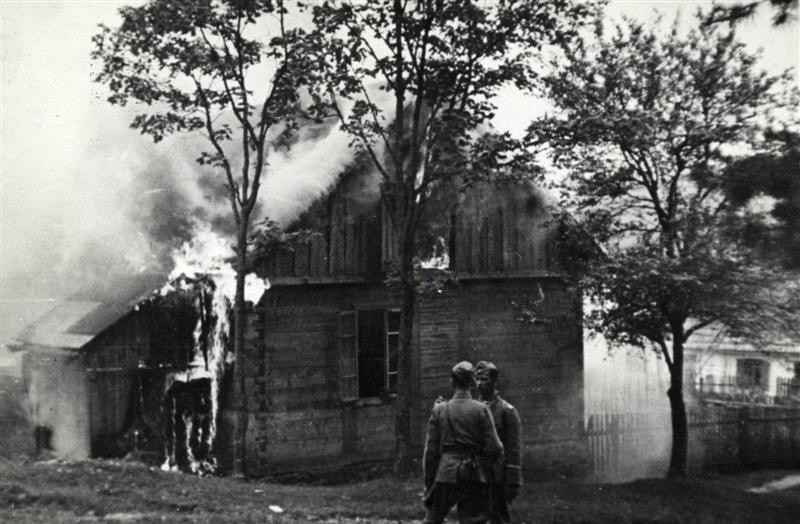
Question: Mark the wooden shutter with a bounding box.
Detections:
[385,310,401,395]
[339,311,358,400]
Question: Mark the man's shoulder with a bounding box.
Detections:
[448,397,491,415]
[496,395,517,412]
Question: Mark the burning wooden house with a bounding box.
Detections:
[14,168,587,478]
[11,273,233,473]
[242,168,586,477]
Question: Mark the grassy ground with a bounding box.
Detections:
[1,459,799,523]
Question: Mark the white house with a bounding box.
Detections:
[685,326,800,402]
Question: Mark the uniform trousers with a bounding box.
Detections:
[423,481,490,524]
[487,483,512,524]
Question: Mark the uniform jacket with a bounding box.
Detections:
[423,390,504,488]
[485,394,523,486]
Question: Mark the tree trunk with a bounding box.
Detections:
[666,335,688,478]
[231,221,250,477]
[394,230,416,476]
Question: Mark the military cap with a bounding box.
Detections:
[475,360,498,378]
[451,361,475,383]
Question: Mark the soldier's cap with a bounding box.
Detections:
[451,361,475,382]
[475,360,498,379]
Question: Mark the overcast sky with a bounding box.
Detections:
[1,0,798,348]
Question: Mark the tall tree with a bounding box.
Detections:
[92,0,310,475]
[307,0,597,472]
[529,14,800,477]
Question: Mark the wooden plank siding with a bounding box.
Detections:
[258,178,562,282]
[247,284,404,473]
[244,275,584,478]
[245,176,583,475]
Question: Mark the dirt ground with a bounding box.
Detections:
[1,459,799,523]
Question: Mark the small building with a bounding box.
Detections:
[14,170,587,478]
[686,326,800,404]
[11,274,227,470]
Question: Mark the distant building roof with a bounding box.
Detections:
[685,325,800,355]
[10,272,166,350]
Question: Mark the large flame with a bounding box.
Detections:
[162,224,269,303]
[160,223,268,474]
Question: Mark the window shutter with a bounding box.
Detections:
[385,309,401,395]
[339,311,358,400]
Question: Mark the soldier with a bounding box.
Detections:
[423,361,504,524]
[475,361,523,524]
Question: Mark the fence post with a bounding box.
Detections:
[611,414,620,480]
[737,407,748,469]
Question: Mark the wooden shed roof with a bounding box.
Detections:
[10,272,166,350]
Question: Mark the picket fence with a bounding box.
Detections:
[585,406,800,481]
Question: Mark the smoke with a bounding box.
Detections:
[584,332,673,481]
[259,118,369,227]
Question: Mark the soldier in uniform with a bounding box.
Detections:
[475,361,523,524]
[423,361,504,524]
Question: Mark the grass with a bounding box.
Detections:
[1,459,799,523]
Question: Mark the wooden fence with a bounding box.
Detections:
[585,406,800,481]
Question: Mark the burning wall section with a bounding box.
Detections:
[20,274,237,474]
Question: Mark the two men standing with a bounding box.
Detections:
[422,360,523,524]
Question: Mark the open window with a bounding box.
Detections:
[339,309,401,400]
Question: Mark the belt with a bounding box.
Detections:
[441,444,480,456]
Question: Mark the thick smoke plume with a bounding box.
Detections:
[1,110,361,344]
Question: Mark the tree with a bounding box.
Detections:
[307,0,597,472]
[704,0,798,26]
[718,130,800,270]
[529,13,800,477]
[92,0,311,475]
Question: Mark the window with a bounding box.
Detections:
[736,359,768,388]
[339,309,401,400]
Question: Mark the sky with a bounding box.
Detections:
[1,0,798,355]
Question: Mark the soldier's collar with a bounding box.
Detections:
[451,389,472,400]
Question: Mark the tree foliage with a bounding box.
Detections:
[704,0,798,26]
[530,12,800,476]
[92,0,313,475]
[306,0,598,470]
[718,130,800,270]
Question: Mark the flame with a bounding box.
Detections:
[418,236,450,270]
[160,222,268,474]
[161,223,270,302]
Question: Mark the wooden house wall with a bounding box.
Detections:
[414,278,585,474]
[450,190,560,275]
[243,276,584,477]
[243,284,402,474]
[81,314,158,457]
[259,181,561,282]
[456,279,585,471]
[261,190,383,280]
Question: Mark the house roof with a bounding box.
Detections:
[10,272,166,350]
[685,325,800,355]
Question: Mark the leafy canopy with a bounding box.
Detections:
[530,12,800,355]
[306,0,598,215]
